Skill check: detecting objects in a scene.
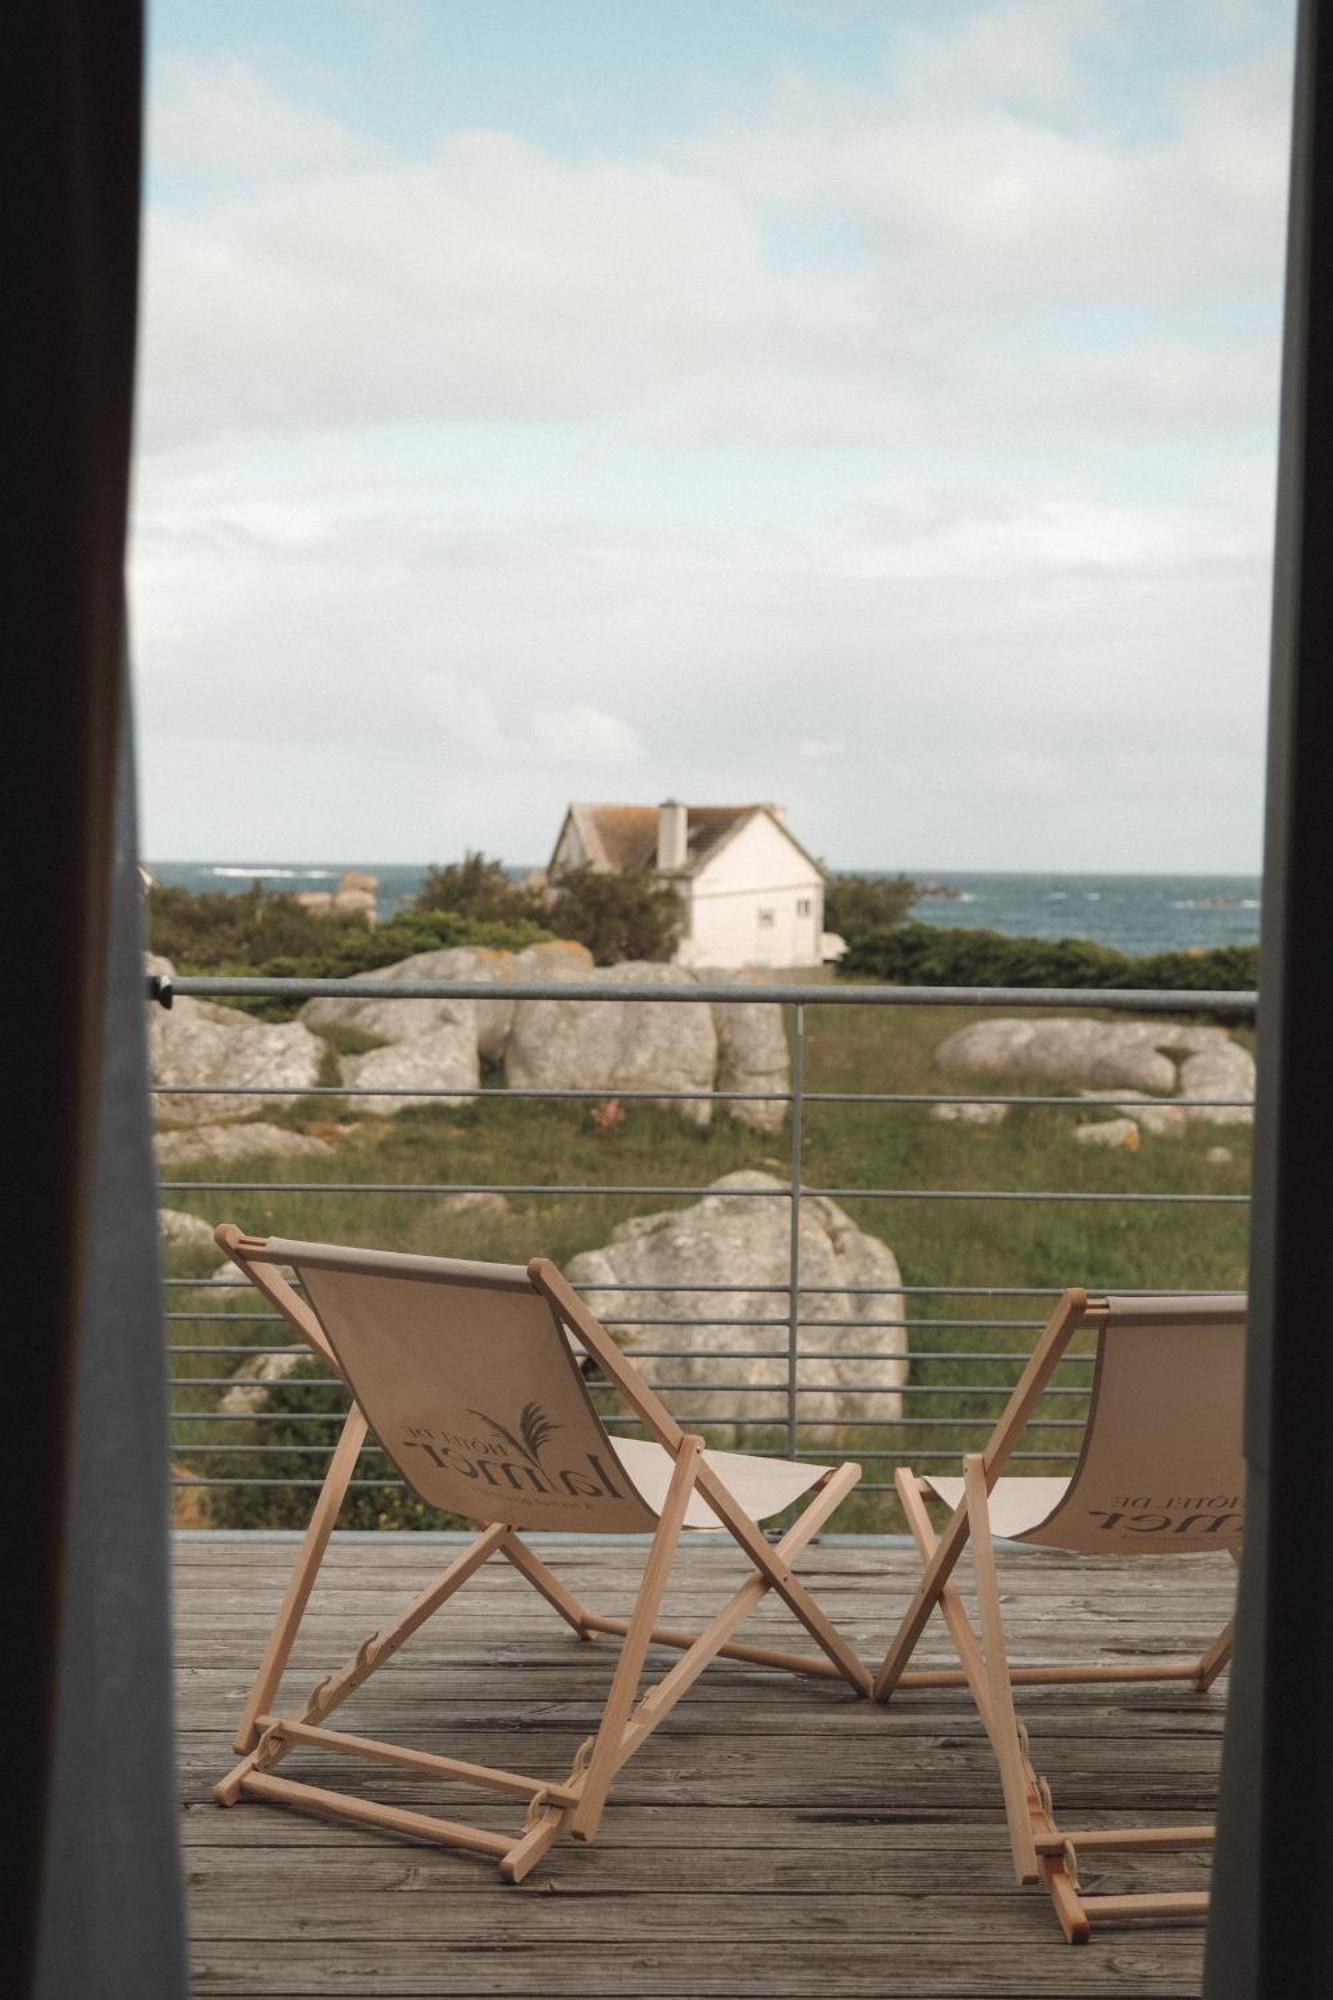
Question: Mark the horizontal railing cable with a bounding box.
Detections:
[153,971,1253,1513]
[159,1177,1249,1204]
[162,973,1257,1011]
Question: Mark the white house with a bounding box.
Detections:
[547,801,831,969]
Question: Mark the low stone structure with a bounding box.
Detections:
[506,961,718,1125]
[150,944,792,1134]
[339,1022,480,1114]
[565,1170,906,1436]
[158,1208,219,1250]
[707,972,791,1136]
[154,1122,335,1166]
[301,940,594,1061]
[1077,1090,1186,1137]
[931,1101,1008,1126]
[293,869,379,924]
[1073,1117,1141,1150]
[148,956,324,1126]
[432,1191,513,1220]
[217,1349,304,1416]
[1173,1036,1255,1126]
[933,1017,1253,1126]
[505,961,790,1132]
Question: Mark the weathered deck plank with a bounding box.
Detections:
[176,1535,1233,1999]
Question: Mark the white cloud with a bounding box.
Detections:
[131,445,1271,867]
[150,55,385,185]
[138,25,1289,456]
[531,706,644,764]
[132,6,1290,869]
[683,47,1289,308]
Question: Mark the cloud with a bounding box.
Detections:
[131,445,1271,867]
[138,20,1289,456]
[532,706,644,763]
[149,55,386,187]
[132,4,1290,869]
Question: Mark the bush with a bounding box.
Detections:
[146,882,362,970]
[546,864,682,965]
[839,921,1259,1001]
[199,1359,472,1531]
[824,872,918,940]
[147,884,555,1015]
[416,851,544,927]
[258,906,555,977]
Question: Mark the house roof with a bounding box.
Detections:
[555,803,827,880]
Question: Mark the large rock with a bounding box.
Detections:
[505,961,718,1124]
[301,946,502,1047]
[158,1207,218,1250]
[1177,1039,1256,1126]
[340,1022,480,1114]
[565,1170,905,1435]
[154,1122,335,1166]
[707,973,790,1134]
[218,1349,303,1415]
[936,1019,1175,1092]
[934,1017,1253,1125]
[150,991,324,1126]
[301,939,593,1062]
[481,940,598,1059]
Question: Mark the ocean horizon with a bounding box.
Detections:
[145,861,1262,959]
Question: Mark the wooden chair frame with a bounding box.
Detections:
[212,1231,869,1882]
[873,1289,1238,1944]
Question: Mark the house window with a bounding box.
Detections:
[796,897,812,916]
[757,908,775,929]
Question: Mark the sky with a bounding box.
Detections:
[133,0,1296,872]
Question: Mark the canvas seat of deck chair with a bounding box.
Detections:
[873,1288,1245,1943]
[211,1227,869,1882]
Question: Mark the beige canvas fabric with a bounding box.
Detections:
[876,1287,1245,1939]
[612,1436,829,1529]
[264,1236,829,1533]
[923,1294,1246,1554]
[923,1476,1070,1541]
[284,1250,660,1533]
[213,1226,870,1882]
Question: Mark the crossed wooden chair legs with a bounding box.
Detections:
[214,1429,867,1883]
[873,1459,1236,1944]
[215,1426,1232,1927]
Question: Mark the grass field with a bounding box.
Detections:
[161,1000,1252,1533]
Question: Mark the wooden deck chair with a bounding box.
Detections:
[873,1288,1244,1943]
[211,1226,869,1882]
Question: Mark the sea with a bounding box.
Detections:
[145,861,1262,959]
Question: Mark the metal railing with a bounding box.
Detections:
[153,973,1257,1515]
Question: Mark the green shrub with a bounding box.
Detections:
[146,882,360,970]
[839,921,1259,1004]
[147,884,555,1015]
[545,864,682,964]
[824,872,918,940]
[416,851,545,927]
[200,1359,471,1531]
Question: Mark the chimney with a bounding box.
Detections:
[656,799,688,873]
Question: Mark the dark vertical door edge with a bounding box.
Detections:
[1206,3,1333,1992]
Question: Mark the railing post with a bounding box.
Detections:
[786,1003,806,1462]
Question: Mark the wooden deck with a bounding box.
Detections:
[177,1534,1234,1998]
